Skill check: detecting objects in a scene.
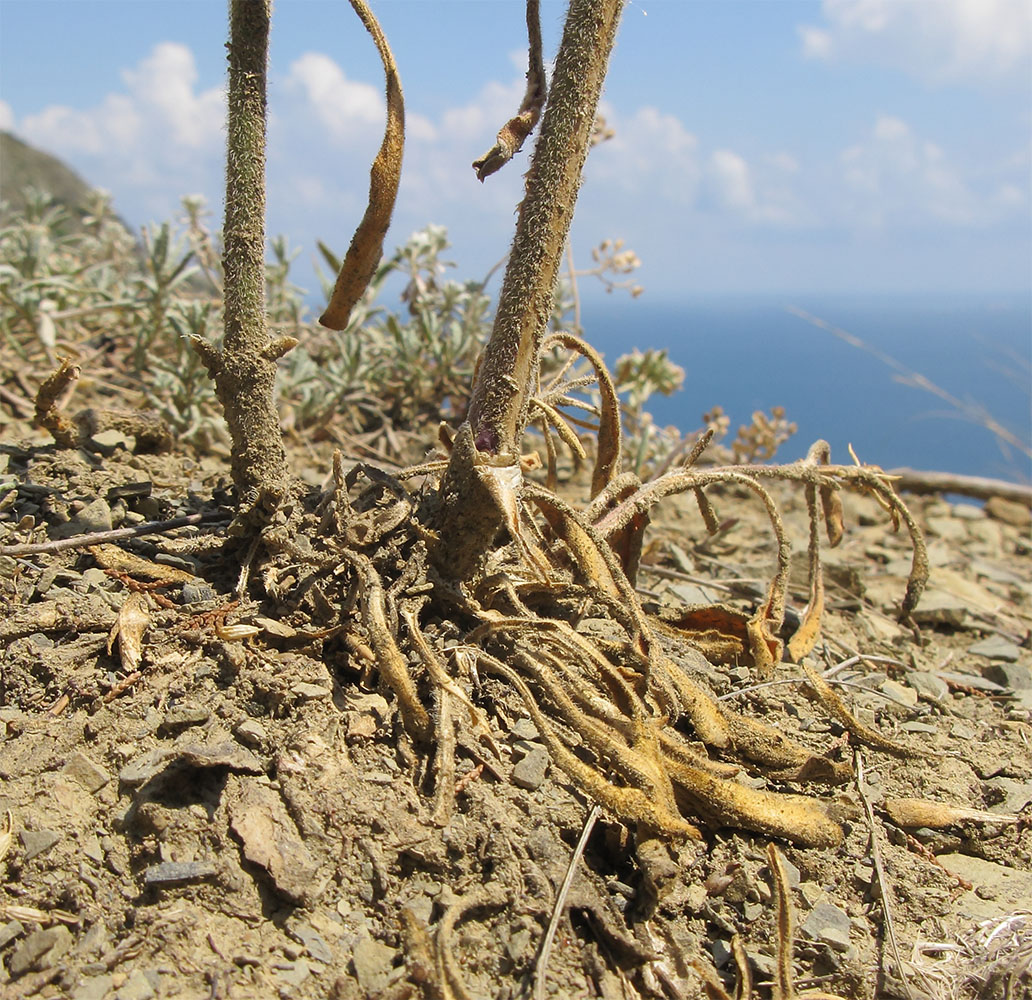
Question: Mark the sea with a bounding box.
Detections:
[577,293,1032,484]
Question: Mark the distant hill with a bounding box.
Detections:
[0,131,130,233]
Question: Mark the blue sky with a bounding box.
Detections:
[1,0,1030,301]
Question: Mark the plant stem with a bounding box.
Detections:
[192,0,292,521]
[467,0,624,457]
[432,0,623,581]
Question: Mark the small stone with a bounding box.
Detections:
[345,712,378,742]
[181,582,216,604]
[233,718,267,748]
[968,636,1022,663]
[511,747,549,791]
[879,678,918,707]
[0,919,24,949]
[62,752,111,793]
[73,974,115,1000]
[911,591,968,629]
[510,718,539,740]
[160,704,211,732]
[292,923,334,965]
[275,958,311,988]
[984,662,1032,691]
[820,926,852,952]
[908,671,949,703]
[20,829,61,860]
[801,902,851,947]
[143,860,217,886]
[951,503,984,520]
[985,497,1031,528]
[775,853,801,889]
[710,938,732,969]
[292,682,331,700]
[351,936,396,994]
[116,969,156,1000]
[8,925,74,976]
[51,498,113,539]
[983,777,1032,815]
[900,721,939,734]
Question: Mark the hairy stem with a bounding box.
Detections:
[432,0,623,580]
[192,0,292,523]
[468,0,623,457]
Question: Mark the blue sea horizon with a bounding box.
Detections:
[577,291,1032,484]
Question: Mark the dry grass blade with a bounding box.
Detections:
[319,0,404,330]
[472,0,545,181]
[855,749,915,1000]
[533,803,600,1000]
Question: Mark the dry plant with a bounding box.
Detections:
[10,1,937,996]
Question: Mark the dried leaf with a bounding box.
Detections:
[883,797,1020,829]
[319,0,404,330]
[472,0,544,180]
[106,592,150,673]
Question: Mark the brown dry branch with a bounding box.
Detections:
[319,0,404,331]
[472,0,545,181]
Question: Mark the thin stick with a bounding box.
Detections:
[0,511,230,557]
[533,803,601,1000]
[855,749,914,1000]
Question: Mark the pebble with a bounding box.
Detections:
[510,718,539,740]
[911,591,968,629]
[984,497,1031,528]
[291,922,334,965]
[20,829,61,860]
[351,936,396,994]
[292,682,331,700]
[160,704,211,732]
[72,974,115,1000]
[8,925,74,976]
[879,678,918,708]
[62,752,112,793]
[900,721,938,734]
[985,662,1032,690]
[116,969,156,1000]
[800,901,851,951]
[0,919,24,949]
[180,582,216,604]
[511,746,549,791]
[968,635,1022,663]
[275,958,312,988]
[51,498,113,538]
[143,860,217,886]
[234,718,268,748]
[907,671,949,703]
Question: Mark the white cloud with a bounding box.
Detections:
[15,43,224,223]
[0,100,13,131]
[837,114,1023,227]
[799,0,1032,84]
[285,53,385,140]
[709,150,754,211]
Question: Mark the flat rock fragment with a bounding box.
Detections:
[118,741,264,787]
[143,860,217,887]
[226,776,319,904]
[7,924,74,976]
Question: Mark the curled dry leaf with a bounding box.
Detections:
[472,0,545,181]
[0,810,13,865]
[320,0,404,330]
[883,796,1020,830]
[106,592,150,673]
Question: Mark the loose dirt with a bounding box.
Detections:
[1,431,1030,1000]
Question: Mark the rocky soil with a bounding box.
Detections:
[1,429,1030,1000]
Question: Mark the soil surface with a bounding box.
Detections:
[1,425,1030,1000]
